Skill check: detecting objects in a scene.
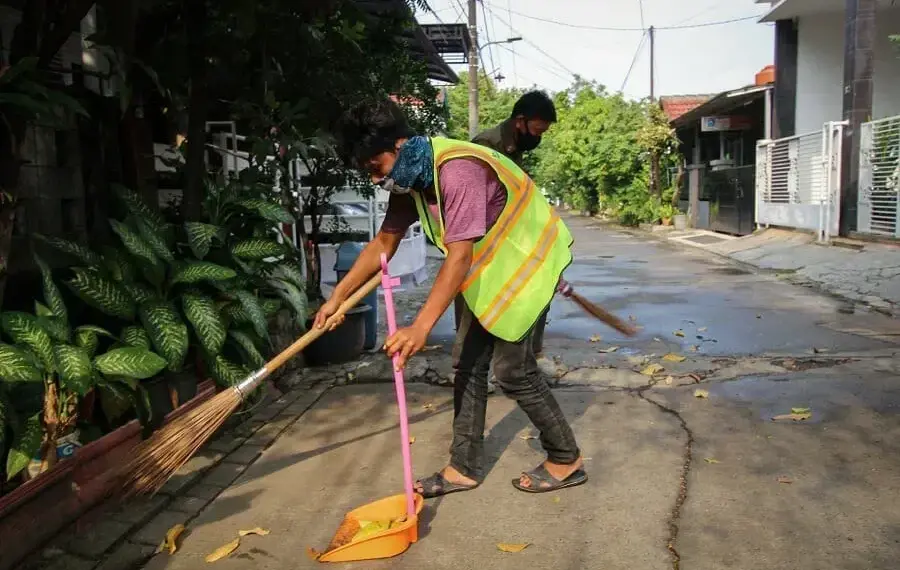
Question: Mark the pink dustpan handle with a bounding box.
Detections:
[380,254,416,519]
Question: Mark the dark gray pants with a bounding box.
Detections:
[449,301,581,481]
[455,296,549,356]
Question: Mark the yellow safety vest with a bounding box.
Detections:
[409,137,573,342]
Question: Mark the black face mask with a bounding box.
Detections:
[517,127,542,152]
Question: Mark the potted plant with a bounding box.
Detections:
[0,254,168,482]
[659,203,678,226]
[293,141,373,365]
[37,184,308,393]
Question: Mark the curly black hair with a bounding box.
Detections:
[511,90,557,123]
[334,98,417,169]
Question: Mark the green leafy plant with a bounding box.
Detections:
[0,254,166,481]
[36,184,308,388]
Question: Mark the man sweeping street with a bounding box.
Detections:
[471,90,557,362]
[315,97,586,497]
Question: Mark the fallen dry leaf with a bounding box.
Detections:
[674,330,685,338]
[589,334,602,343]
[791,407,811,415]
[777,476,794,484]
[664,375,674,385]
[422,402,435,411]
[552,496,561,504]
[409,436,416,444]
[663,353,687,363]
[155,523,186,555]
[422,345,442,352]
[704,457,720,464]
[205,538,240,563]
[772,412,812,422]
[640,363,666,376]
[497,543,530,553]
[519,433,538,441]
[694,389,709,399]
[598,346,619,353]
[698,327,708,332]
[238,527,270,537]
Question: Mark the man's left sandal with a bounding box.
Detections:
[511,464,588,494]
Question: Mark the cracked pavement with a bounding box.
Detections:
[139,215,900,570]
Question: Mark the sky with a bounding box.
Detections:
[416,0,776,100]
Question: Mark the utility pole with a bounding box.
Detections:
[649,25,655,100]
[468,0,479,139]
[648,25,660,197]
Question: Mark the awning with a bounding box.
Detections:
[671,84,772,129]
[354,0,459,84]
[757,0,881,22]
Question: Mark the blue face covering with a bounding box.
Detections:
[384,136,433,193]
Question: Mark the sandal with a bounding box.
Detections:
[415,471,479,499]
[512,464,588,494]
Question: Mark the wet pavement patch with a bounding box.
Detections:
[710,266,751,276]
[770,357,855,372]
[681,234,731,245]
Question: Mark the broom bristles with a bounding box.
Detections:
[115,388,243,497]
[568,290,637,337]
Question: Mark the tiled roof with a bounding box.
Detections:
[659,95,713,122]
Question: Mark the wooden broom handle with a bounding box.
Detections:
[264,272,383,373]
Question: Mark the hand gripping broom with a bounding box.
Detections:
[114,271,385,497]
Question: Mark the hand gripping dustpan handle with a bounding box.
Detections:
[380,254,416,520]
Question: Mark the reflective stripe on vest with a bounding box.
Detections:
[409,137,573,342]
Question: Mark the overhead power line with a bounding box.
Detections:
[483,2,577,79]
[496,44,569,84]
[483,4,764,32]
[479,0,497,75]
[621,31,648,92]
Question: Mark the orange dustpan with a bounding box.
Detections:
[312,254,423,563]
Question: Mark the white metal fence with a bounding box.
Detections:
[755,121,845,242]
[857,114,900,238]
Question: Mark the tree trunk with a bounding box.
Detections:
[182,0,209,222]
[672,162,685,207]
[650,152,662,198]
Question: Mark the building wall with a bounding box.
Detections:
[795,8,900,134]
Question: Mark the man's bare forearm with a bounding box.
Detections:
[330,231,403,303]
[413,242,472,332]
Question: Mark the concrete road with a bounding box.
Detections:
[144,216,900,570]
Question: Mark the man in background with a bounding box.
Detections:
[465,90,557,360]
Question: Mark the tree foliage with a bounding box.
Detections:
[529,82,679,224]
[444,73,525,141]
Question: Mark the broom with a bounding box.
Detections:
[115,273,632,497]
[557,279,637,337]
[114,271,385,497]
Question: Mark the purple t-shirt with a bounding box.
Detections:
[380,157,507,243]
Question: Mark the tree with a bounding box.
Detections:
[444,73,524,140]
[529,80,677,225]
[636,102,679,198]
